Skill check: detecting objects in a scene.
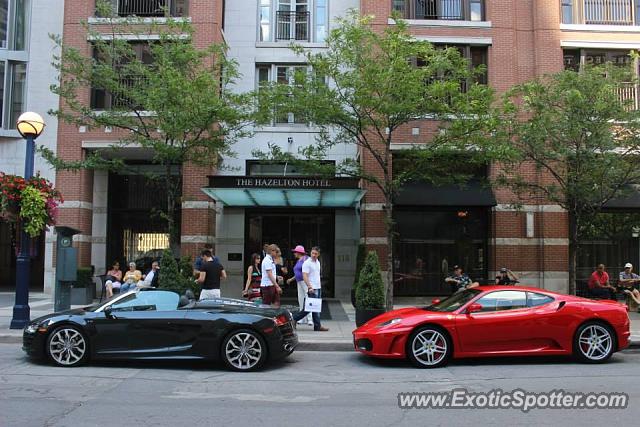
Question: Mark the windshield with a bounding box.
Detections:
[425,289,481,312]
[83,293,128,312]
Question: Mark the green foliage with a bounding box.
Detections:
[75,267,94,289]
[355,251,386,310]
[353,243,366,289]
[158,249,197,296]
[19,186,48,238]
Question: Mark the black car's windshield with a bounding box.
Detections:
[424,289,481,312]
[83,293,124,312]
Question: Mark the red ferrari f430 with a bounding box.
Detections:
[353,286,630,368]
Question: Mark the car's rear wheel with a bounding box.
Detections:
[406,325,452,368]
[574,322,615,363]
[221,329,267,372]
[46,325,88,367]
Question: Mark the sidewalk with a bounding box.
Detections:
[1,293,639,351]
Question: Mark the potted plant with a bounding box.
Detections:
[71,267,95,305]
[355,251,387,327]
[351,243,366,308]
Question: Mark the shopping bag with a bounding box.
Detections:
[304,297,322,313]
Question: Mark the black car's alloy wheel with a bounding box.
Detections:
[574,322,615,363]
[406,326,452,369]
[222,329,267,371]
[46,326,88,367]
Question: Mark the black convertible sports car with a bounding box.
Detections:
[23,289,298,371]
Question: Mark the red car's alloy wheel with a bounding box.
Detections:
[407,326,452,368]
[575,323,615,363]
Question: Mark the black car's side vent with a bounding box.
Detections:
[557,301,566,311]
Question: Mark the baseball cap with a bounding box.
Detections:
[625,262,633,269]
[500,267,507,273]
[291,245,306,254]
[453,265,461,270]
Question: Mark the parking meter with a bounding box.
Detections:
[54,226,80,311]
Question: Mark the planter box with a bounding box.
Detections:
[355,308,386,327]
[70,285,95,305]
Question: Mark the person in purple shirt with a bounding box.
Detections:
[287,245,312,325]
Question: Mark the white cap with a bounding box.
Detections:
[625,262,633,268]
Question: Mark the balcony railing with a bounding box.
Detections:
[98,0,189,18]
[275,11,310,41]
[392,0,485,21]
[563,0,639,25]
[617,82,640,110]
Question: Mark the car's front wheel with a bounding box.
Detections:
[221,329,267,372]
[574,322,615,363]
[46,325,89,367]
[406,325,452,368]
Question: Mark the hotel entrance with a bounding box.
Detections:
[245,211,335,298]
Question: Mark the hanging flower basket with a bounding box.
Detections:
[0,172,64,237]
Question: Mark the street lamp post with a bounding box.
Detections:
[10,112,46,329]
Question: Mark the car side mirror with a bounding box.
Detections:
[104,306,115,319]
[466,303,482,314]
[431,298,441,305]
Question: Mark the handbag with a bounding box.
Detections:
[304,296,322,313]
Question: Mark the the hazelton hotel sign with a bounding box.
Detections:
[208,176,360,189]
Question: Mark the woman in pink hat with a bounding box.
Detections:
[287,245,313,325]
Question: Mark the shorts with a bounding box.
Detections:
[260,286,280,306]
[199,289,221,300]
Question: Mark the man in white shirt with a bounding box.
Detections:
[260,244,282,305]
[292,247,329,331]
[140,261,159,287]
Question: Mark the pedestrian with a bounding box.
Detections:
[260,244,283,306]
[193,243,219,277]
[495,267,519,285]
[140,261,160,288]
[243,253,262,302]
[104,260,123,298]
[287,245,313,325]
[587,264,616,300]
[618,263,640,306]
[292,247,329,331]
[196,249,227,300]
[120,262,142,293]
[444,265,479,294]
[273,247,288,286]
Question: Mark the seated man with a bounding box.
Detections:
[587,264,616,300]
[445,265,479,294]
[619,262,640,309]
[140,261,160,288]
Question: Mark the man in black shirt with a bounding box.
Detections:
[196,249,227,300]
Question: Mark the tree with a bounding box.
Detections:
[43,1,256,252]
[494,65,640,295]
[256,13,494,309]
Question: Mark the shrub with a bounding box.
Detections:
[355,251,385,310]
[158,250,196,296]
[352,243,366,290]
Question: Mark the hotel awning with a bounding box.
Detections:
[202,176,365,208]
[394,180,497,207]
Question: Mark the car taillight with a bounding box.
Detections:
[274,314,289,326]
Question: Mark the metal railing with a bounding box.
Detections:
[616,82,640,110]
[98,0,189,18]
[392,0,482,21]
[566,0,637,25]
[275,11,310,41]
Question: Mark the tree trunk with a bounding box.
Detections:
[165,163,179,256]
[568,213,578,295]
[384,197,394,311]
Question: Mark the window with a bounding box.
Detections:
[394,0,485,21]
[260,0,326,42]
[475,291,528,312]
[247,160,334,176]
[257,64,309,124]
[0,0,27,129]
[527,292,555,307]
[414,45,489,89]
[110,290,179,312]
[561,0,573,24]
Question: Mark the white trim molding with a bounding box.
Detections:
[88,17,192,25]
[389,18,492,29]
[491,238,569,246]
[360,237,389,245]
[181,235,216,244]
[361,203,384,211]
[255,42,328,49]
[88,33,190,41]
[561,40,640,49]
[560,23,640,33]
[182,201,216,210]
[72,234,93,243]
[413,35,492,45]
[59,201,93,210]
[495,204,566,213]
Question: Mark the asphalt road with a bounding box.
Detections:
[1,343,639,427]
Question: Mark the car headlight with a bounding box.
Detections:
[377,318,402,328]
[25,324,38,333]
